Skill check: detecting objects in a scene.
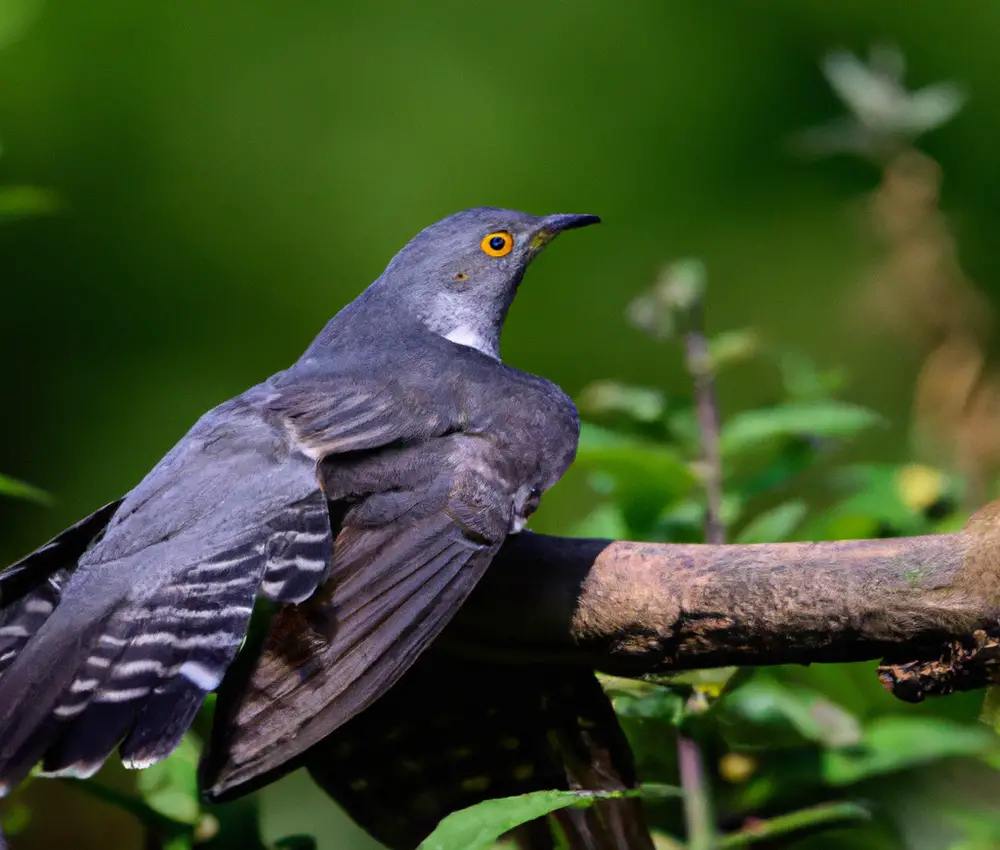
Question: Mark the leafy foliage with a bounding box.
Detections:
[0,474,50,505]
[417,788,678,850]
[562,298,1000,849]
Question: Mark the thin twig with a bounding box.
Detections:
[683,303,725,545]
[677,731,717,850]
[717,801,870,848]
[679,295,724,849]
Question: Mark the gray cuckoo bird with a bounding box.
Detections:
[0,208,651,849]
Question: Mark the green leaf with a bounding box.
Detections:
[720,402,883,458]
[826,465,914,526]
[567,503,629,539]
[273,837,318,850]
[602,677,687,726]
[71,779,187,836]
[665,405,701,452]
[135,733,202,825]
[733,439,816,501]
[776,350,846,402]
[797,510,881,543]
[944,805,1000,850]
[576,381,665,423]
[418,787,680,850]
[161,835,195,850]
[648,833,687,850]
[0,473,51,504]
[664,667,746,702]
[822,716,998,785]
[626,258,706,340]
[718,801,870,848]
[931,511,968,534]
[658,494,745,540]
[0,800,31,837]
[576,422,697,532]
[821,464,958,535]
[981,685,1000,735]
[0,0,41,49]
[74,738,204,850]
[418,790,596,850]
[0,185,61,221]
[723,680,862,749]
[709,329,760,372]
[736,501,808,543]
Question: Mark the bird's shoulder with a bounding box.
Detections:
[477,360,579,440]
[443,357,580,491]
[85,385,314,566]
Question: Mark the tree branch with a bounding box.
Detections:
[449,501,1000,700]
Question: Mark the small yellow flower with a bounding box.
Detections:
[719,752,757,784]
[896,464,947,512]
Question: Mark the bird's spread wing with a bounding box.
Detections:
[0,499,123,676]
[0,375,490,795]
[0,456,335,793]
[291,649,653,850]
[202,518,502,799]
[0,499,123,606]
[201,386,518,797]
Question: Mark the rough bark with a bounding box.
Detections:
[447,501,1000,702]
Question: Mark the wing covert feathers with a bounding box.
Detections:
[269,381,460,459]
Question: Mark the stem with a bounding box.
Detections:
[677,731,717,850]
[717,802,870,848]
[964,472,987,517]
[679,297,724,848]
[683,307,725,546]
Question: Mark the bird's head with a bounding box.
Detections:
[377,207,600,358]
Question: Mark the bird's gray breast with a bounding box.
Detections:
[462,362,580,533]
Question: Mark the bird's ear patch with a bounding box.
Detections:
[453,271,469,282]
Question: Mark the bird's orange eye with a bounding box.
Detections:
[481,231,514,257]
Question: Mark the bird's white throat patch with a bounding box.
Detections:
[445,326,498,359]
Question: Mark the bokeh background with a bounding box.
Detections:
[4,1,1000,848]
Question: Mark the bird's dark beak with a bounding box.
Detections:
[528,213,601,254]
[541,213,601,233]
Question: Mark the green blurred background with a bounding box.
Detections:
[4,1,1000,848]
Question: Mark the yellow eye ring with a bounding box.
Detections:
[481,231,514,257]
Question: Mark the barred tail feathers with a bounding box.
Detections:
[0,492,333,794]
[0,500,123,677]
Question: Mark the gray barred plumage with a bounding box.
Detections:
[0,209,595,827]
